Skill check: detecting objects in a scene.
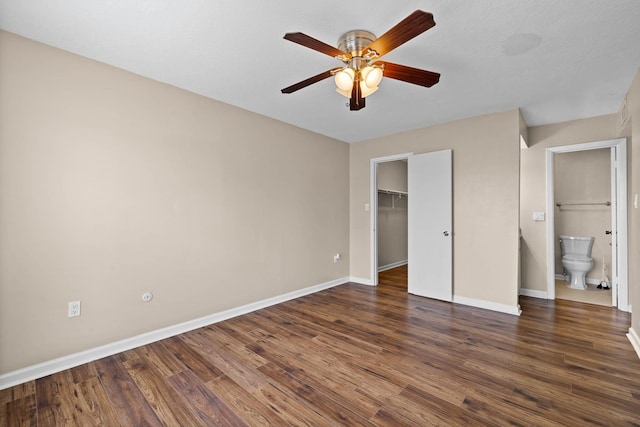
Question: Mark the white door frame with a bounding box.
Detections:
[370,152,413,286]
[545,138,628,311]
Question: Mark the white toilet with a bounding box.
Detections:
[559,235,595,290]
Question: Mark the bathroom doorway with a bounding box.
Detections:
[545,138,628,311]
[554,149,611,306]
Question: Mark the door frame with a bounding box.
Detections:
[545,138,628,311]
[370,152,413,286]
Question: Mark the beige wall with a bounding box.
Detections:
[350,110,521,309]
[377,160,408,192]
[519,110,529,147]
[625,69,640,335]
[376,161,408,268]
[554,149,612,281]
[520,114,622,294]
[0,32,350,374]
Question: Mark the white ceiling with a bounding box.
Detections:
[1,1,640,143]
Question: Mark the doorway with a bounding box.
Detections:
[370,150,453,302]
[370,153,412,286]
[545,138,628,311]
[376,161,409,287]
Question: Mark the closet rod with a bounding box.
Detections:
[555,201,610,207]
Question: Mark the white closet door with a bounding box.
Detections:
[408,149,452,301]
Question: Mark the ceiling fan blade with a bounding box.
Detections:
[376,61,440,87]
[284,32,350,58]
[364,10,435,58]
[281,68,340,94]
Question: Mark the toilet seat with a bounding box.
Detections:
[562,255,591,263]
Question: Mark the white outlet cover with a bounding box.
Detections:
[533,211,545,221]
[142,292,153,302]
[68,301,81,317]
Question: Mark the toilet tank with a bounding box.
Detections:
[559,235,595,257]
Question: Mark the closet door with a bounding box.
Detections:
[408,149,452,301]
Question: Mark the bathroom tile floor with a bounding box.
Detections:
[555,279,612,306]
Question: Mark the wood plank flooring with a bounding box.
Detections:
[2,265,639,426]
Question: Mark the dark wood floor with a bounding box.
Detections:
[2,265,639,426]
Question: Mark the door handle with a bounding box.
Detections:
[443,231,449,236]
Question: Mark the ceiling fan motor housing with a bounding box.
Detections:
[338,30,377,67]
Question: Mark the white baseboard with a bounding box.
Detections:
[378,260,407,272]
[349,276,373,286]
[628,327,640,360]
[519,288,548,299]
[0,277,350,391]
[452,295,522,316]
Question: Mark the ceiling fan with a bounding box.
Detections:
[281,10,440,111]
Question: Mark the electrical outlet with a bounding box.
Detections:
[333,253,341,263]
[142,292,153,302]
[68,301,81,317]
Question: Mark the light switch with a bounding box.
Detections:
[364,203,370,212]
[533,211,545,221]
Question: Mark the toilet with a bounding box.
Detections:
[559,235,595,290]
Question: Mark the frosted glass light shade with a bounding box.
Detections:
[361,66,383,88]
[334,68,355,91]
[336,87,352,98]
[360,81,379,98]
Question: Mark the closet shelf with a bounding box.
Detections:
[378,189,408,197]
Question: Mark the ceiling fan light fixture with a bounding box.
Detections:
[334,68,355,91]
[360,81,379,98]
[335,87,352,98]
[361,66,383,88]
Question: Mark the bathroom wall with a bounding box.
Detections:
[554,148,612,283]
[377,161,408,269]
